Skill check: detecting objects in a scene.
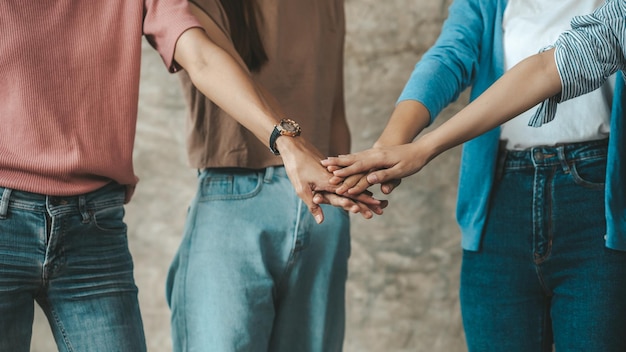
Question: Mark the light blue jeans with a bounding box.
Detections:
[461,139,626,351]
[167,166,351,352]
[0,182,146,352]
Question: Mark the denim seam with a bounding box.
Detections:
[274,198,304,296]
[533,167,554,265]
[570,163,606,189]
[179,195,201,352]
[48,303,74,352]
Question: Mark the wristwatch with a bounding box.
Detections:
[269,118,302,155]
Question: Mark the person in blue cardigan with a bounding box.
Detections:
[324,0,626,351]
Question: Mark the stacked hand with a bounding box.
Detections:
[320,141,433,200]
[277,135,388,224]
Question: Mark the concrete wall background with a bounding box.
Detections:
[31,0,471,350]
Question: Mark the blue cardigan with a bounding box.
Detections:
[398,0,626,251]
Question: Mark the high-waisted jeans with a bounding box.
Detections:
[460,139,626,351]
[166,166,351,352]
[0,182,146,352]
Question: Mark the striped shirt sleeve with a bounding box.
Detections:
[529,0,626,127]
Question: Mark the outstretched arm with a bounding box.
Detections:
[326,0,626,192]
[173,19,382,222]
[323,48,562,190]
[327,98,432,196]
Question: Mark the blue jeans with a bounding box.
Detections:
[166,166,350,352]
[0,183,146,352]
[460,139,626,351]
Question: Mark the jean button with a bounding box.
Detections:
[534,151,543,161]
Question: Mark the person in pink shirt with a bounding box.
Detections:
[0,1,378,351]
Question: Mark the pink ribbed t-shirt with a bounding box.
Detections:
[0,0,200,199]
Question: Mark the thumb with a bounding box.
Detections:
[308,202,325,224]
[366,171,389,185]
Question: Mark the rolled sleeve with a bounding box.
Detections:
[529,0,626,127]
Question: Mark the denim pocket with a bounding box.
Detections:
[91,205,127,233]
[570,155,606,190]
[199,170,264,201]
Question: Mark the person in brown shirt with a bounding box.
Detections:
[165,1,377,351]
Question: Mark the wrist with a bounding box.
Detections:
[269,118,301,155]
[414,131,446,163]
[275,134,297,155]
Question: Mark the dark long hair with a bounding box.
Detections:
[218,0,268,72]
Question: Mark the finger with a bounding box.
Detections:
[331,161,371,178]
[302,189,324,224]
[318,192,361,213]
[321,155,357,167]
[336,174,366,194]
[345,195,386,218]
[380,179,402,194]
[335,196,373,219]
[320,193,376,219]
[365,160,416,186]
[309,201,324,224]
[343,190,382,206]
[365,169,397,186]
[351,196,387,218]
[329,175,345,186]
[357,198,388,216]
[313,192,326,205]
[345,176,374,195]
[355,203,374,219]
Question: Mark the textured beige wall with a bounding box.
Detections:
[31,0,471,351]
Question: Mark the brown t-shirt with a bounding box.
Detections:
[181,0,346,169]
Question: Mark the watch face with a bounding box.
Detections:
[279,119,301,135]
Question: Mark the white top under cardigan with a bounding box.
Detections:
[500,0,611,150]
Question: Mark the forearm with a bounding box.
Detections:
[174,27,278,144]
[418,49,562,160]
[373,100,431,148]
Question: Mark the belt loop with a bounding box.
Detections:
[557,145,571,173]
[264,166,275,183]
[78,194,90,223]
[0,188,13,219]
